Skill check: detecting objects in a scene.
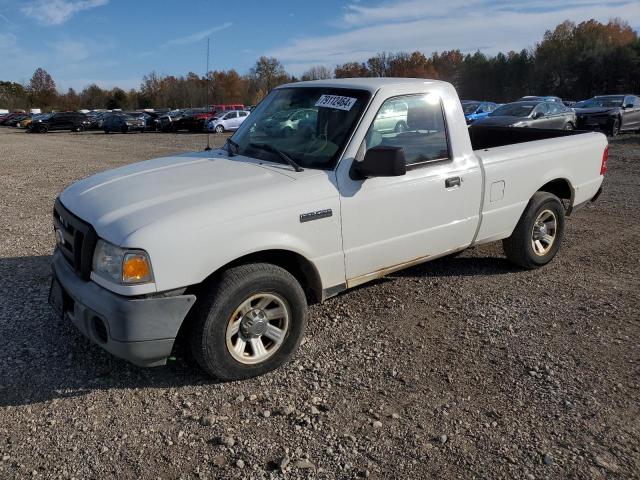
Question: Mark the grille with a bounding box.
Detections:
[53,198,97,280]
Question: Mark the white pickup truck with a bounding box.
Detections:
[49,78,607,380]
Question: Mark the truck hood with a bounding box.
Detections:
[59,150,301,245]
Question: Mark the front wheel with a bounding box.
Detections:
[564,122,575,130]
[502,192,565,269]
[215,125,224,134]
[610,117,620,137]
[189,263,307,380]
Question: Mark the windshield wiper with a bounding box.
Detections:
[248,143,304,172]
[225,138,240,157]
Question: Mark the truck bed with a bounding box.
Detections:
[468,125,590,151]
[469,126,607,247]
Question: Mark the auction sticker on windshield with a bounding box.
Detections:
[315,95,357,111]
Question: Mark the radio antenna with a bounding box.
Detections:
[204,37,212,151]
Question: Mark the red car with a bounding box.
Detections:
[210,104,244,114]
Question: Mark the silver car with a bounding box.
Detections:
[372,99,408,133]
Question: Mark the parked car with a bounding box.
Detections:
[574,94,640,136]
[517,95,563,104]
[371,99,408,133]
[102,114,146,133]
[262,108,318,136]
[170,113,208,132]
[29,112,90,133]
[87,111,110,130]
[134,111,160,131]
[50,78,607,380]
[4,113,29,126]
[19,114,44,129]
[157,109,188,132]
[461,101,499,124]
[207,110,250,133]
[0,112,26,125]
[210,104,244,116]
[473,100,576,129]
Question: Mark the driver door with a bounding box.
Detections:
[337,94,482,284]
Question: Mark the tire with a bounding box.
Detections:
[395,121,408,133]
[75,124,85,132]
[38,125,48,133]
[189,263,307,380]
[502,192,565,269]
[104,128,110,134]
[215,125,224,134]
[610,117,620,137]
[564,122,575,130]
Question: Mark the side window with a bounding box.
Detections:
[364,94,450,166]
[533,103,548,116]
[634,97,640,107]
[547,103,561,114]
[239,111,248,117]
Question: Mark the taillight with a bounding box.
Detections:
[600,145,608,176]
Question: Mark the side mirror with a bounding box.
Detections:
[624,103,634,109]
[532,111,544,119]
[351,146,407,180]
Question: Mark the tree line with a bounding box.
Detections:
[1,18,638,112]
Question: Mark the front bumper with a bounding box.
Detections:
[51,249,196,367]
[576,116,612,130]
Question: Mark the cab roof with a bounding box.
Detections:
[276,77,449,94]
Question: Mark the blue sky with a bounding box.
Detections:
[0,0,638,91]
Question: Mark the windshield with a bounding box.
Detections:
[490,103,535,117]
[231,87,371,170]
[579,96,624,108]
[462,103,480,115]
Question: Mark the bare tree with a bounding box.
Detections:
[28,67,57,108]
[301,65,332,81]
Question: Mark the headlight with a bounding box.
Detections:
[92,239,154,285]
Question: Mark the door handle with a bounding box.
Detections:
[445,176,461,188]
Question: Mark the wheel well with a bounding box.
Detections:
[201,250,323,304]
[537,178,574,214]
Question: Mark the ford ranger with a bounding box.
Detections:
[49,78,607,380]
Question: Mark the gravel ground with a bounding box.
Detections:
[0,127,638,479]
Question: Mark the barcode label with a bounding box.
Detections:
[315,95,358,111]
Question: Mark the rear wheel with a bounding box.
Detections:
[189,263,307,380]
[564,122,575,130]
[38,125,48,133]
[502,192,565,269]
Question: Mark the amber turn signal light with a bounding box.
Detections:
[122,253,153,283]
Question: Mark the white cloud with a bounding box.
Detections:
[270,0,640,75]
[163,22,234,47]
[21,0,108,26]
